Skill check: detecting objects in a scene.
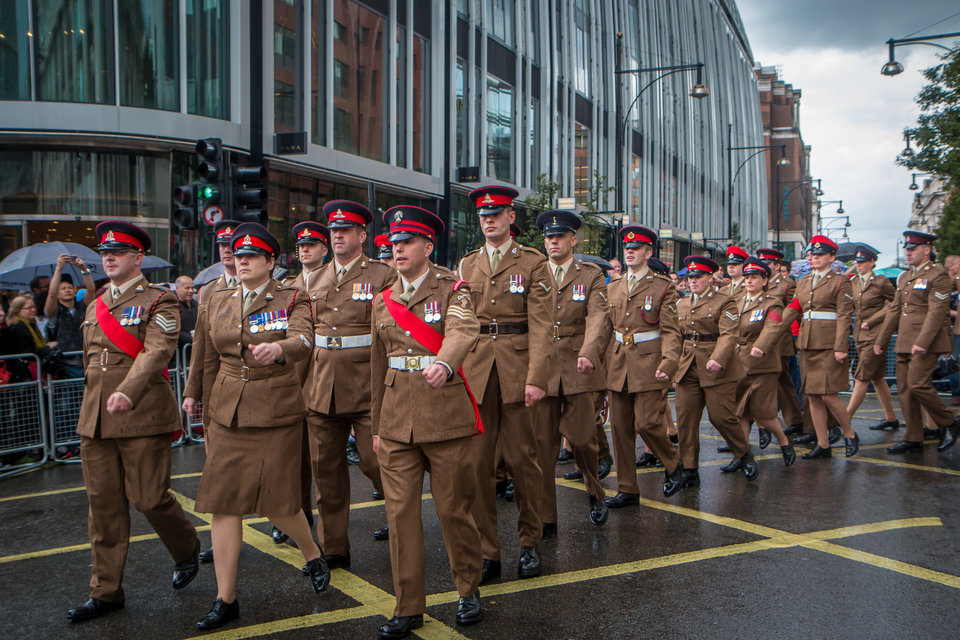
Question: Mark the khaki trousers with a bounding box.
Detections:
[676,370,749,469]
[609,387,679,494]
[896,352,955,441]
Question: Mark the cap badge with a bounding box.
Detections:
[242,234,252,245]
[301,229,312,237]
[333,209,345,219]
[105,231,115,242]
[814,242,822,248]
[482,194,495,204]
[223,227,232,235]
[394,210,404,222]
[627,232,635,240]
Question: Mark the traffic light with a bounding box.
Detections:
[233,163,268,224]
[173,183,198,229]
[195,138,224,205]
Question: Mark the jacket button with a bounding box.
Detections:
[333,307,338,312]
[405,331,411,337]
[491,280,495,285]
[407,348,413,354]
[491,300,496,304]
[626,312,630,317]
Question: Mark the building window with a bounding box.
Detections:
[574,122,590,206]
[34,0,115,104]
[486,75,513,182]
[0,0,32,100]
[275,0,303,133]
[529,99,540,180]
[311,0,326,145]
[455,62,467,168]
[396,26,407,168]
[487,0,514,47]
[118,0,179,111]
[333,59,347,98]
[573,0,590,96]
[186,0,229,119]
[412,32,430,173]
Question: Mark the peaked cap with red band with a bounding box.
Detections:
[903,230,936,249]
[620,225,657,248]
[756,247,784,262]
[742,257,771,278]
[726,245,749,264]
[230,222,281,257]
[682,255,719,274]
[214,219,242,245]
[292,220,330,245]
[384,205,444,243]
[96,221,151,253]
[855,245,878,262]
[509,223,522,239]
[809,234,838,255]
[468,185,519,215]
[374,233,393,259]
[323,200,373,229]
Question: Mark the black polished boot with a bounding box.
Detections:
[636,452,659,467]
[680,468,700,488]
[719,458,741,473]
[937,420,959,453]
[781,444,796,467]
[195,598,239,630]
[740,451,759,480]
[604,492,639,508]
[828,427,842,445]
[67,598,124,623]
[562,468,584,481]
[793,433,816,445]
[378,615,423,639]
[662,461,684,497]
[869,419,900,431]
[518,546,541,578]
[598,455,613,479]
[172,538,201,590]
[306,555,331,593]
[589,495,608,526]
[271,526,289,544]
[801,444,832,459]
[888,440,923,454]
[845,432,860,457]
[456,590,482,626]
[783,423,803,436]
[758,428,772,449]
[479,559,501,586]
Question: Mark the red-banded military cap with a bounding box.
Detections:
[214,219,242,245]
[742,257,771,278]
[756,247,784,262]
[619,225,657,248]
[374,233,393,259]
[384,205,444,242]
[726,245,749,264]
[903,230,936,249]
[231,222,281,257]
[468,185,519,215]
[323,200,373,229]
[509,223,522,239]
[854,245,878,262]
[683,255,719,274]
[95,221,151,253]
[809,234,838,255]
[292,221,330,245]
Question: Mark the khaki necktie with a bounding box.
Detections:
[812,273,821,289]
[555,265,564,286]
[111,286,121,300]
[628,274,637,293]
[490,248,501,272]
[242,290,256,314]
[337,266,346,282]
[399,283,416,303]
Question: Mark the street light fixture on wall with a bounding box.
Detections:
[778,178,823,245]
[909,172,935,190]
[880,31,960,76]
[900,132,915,158]
[726,141,789,243]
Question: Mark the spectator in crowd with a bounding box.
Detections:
[29,275,51,334]
[945,255,960,404]
[609,257,622,277]
[0,305,6,328]
[0,296,50,382]
[175,275,198,347]
[44,254,95,378]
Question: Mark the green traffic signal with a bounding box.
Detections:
[200,185,220,202]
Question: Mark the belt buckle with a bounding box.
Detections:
[691,331,700,342]
[553,324,560,340]
[406,356,421,370]
[241,365,250,382]
[328,336,342,349]
[488,320,499,335]
[624,333,634,345]
[100,348,108,366]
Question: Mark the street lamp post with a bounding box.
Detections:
[880,31,960,76]
[726,139,789,244]
[909,172,936,190]
[778,178,823,248]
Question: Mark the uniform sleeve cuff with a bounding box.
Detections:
[116,391,134,409]
[436,360,454,380]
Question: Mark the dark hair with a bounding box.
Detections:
[29,275,49,290]
[60,273,74,285]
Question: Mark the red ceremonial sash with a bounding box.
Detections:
[380,289,483,434]
[95,295,169,381]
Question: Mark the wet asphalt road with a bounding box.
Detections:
[2,395,959,639]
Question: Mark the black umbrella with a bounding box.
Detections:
[575,254,613,272]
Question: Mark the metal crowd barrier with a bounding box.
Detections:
[45,351,85,463]
[179,343,205,444]
[0,354,49,479]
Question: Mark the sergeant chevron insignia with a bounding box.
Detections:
[155,314,177,333]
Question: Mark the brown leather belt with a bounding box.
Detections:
[479,321,528,335]
[221,361,284,381]
[683,332,720,342]
[552,323,585,339]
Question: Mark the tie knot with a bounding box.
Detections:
[112,286,120,299]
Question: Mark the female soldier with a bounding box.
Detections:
[728,259,795,468]
[182,223,330,631]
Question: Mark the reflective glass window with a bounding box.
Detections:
[486,0,513,47]
[118,0,179,111]
[186,0,229,119]
[275,0,303,133]
[412,32,430,173]
[0,0,31,100]
[34,0,115,104]
[486,75,513,182]
[573,0,589,96]
[455,62,466,167]
[574,122,590,205]
[396,25,407,168]
[311,0,326,145]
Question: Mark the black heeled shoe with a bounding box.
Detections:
[845,432,860,457]
[306,556,330,593]
[781,444,796,467]
[801,444,832,459]
[195,598,239,630]
[758,429,771,449]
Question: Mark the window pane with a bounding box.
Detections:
[275,0,303,133]
[0,0,32,100]
[486,75,513,182]
[486,0,513,47]
[311,0,326,145]
[412,33,430,173]
[574,123,590,205]
[186,0,229,119]
[118,0,179,110]
[396,26,407,168]
[34,0,115,104]
[455,62,466,167]
[573,0,589,96]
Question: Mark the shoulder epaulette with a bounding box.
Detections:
[518,245,546,259]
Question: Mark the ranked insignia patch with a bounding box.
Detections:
[155,314,177,333]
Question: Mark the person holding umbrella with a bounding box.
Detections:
[45,254,96,378]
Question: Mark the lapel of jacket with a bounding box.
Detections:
[552,258,577,292]
[490,239,519,279]
[108,276,145,310]
[243,280,277,320]
[406,269,439,309]
[692,289,714,311]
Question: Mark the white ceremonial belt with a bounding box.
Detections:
[802,311,837,321]
[614,329,661,345]
[389,355,437,371]
[315,334,372,349]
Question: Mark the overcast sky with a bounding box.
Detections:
[736,0,959,266]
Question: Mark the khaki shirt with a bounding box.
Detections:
[736,295,783,375]
[780,270,853,352]
[877,262,952,354]
[852,272,895,343]
[663,287,741,387]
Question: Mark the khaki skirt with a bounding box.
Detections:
[854,341,886,382]
[799,348,849,395]
[195,419,302,517]
[736,372,780,420]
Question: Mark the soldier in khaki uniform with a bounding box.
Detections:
[605,226,685,505]
[371,206,483,639]
[660,256,757,484]
[845,246,899,430]
[375,233,397,269]
[875,231,959,454]
[68,222,199,623]
[533,210,611,530]
[458,186,552,584]
[304,201,396,566]
[719,245,749,300]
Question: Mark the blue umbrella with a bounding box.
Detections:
[142,255,174,273]
[0,241,105,289]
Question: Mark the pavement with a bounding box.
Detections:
[2,395,960,639]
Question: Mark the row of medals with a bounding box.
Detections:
[119,307,143,325]
[250,312,288,333]
[353,283,374,300]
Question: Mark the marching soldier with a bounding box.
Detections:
[533,210,611,530]
[371,206,483,638]
[375,233,397,269]
[779,235,859,459]
[458,186,552,584]
[845,246,899,430]
[68,222,200,623]
[660,256,757,483]
[304,201,396,565]
[720,245,749,299]
[875,231,959,454]
[605,226,686,504]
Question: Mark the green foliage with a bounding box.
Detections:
[934,191,960,257]
[582,170,616,213]
[729,222,759,252]
[515,173,561,248]
[899,45,960,182]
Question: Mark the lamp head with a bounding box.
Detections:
[909,181,919,191]
[837,206,845,214]
[815,187,824,197]
[776,157,791,166]
[881,60,904,76]
[689,83,710,99]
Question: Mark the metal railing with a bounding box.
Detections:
[0,354,49,479]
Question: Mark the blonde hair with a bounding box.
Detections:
[6,295,35,325]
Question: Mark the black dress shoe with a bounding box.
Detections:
[801,444,833,459]
[869,419,900,431]
[717,444,731,453]
[479,559,501,586]
[378,614,424,639]
[887,440,923,454]
[740,451,759,481]
[562,468,583,481]
[67,598,124,623]
[604,492,639,508]
[374,524,390,541]
[503,480,515,501]
[306,556,331,593]
[937,422,959,453]
[663,461,685,497]
[828,427,842,445]
[271,526,289,544]
[325,552,351,569]
[680,468,701,488]
[199,547,214,563]
[719,458,741,473]
[758,429,772,449]
[556,447,574,463]
[636,452,659,467]
[372,489,384,500]
[845,432,860,457]
[195,598,239,630]
[518,546,541,579]
[668,433,679,444]
[598,455,613,479]
[456,591,482,626]
[495,479,510,496]
[924,427,941,440]
[589,495,608,526]
[783,423,803,436]
[781,444,796,467]
[793,433,816,445]
[173,538,201,590]
[542,522,558,537]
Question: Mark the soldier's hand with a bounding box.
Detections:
[182,397,196,415]
[749,347,764,358]
[422,363,447,388]
[861,321,870,330]
[655,369,670,381]
[106,392,132,414]
[835,351,848,362]
[525,384,545,406]
[372,435,380,454]
[706,359,722,372]
[873,344,884,355]
[577,357,595,374]
[911,344,927,355]
[250,342,283,364]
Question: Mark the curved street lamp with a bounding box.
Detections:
[880,32,960,76]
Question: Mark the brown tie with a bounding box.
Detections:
[399,283,415,303]
[242,291,257,314]
[628,274,637,293]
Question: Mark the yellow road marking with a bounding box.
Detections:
[182,605,377,640]
[847,456,960,477]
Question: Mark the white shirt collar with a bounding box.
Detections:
[335,254,362,274]
[111,274,144,297]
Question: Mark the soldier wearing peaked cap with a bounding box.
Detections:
[375,233,396,268]
[720,245,750,300]
[875,231,959,454]
[605,226,686,505]
[458,185,553,584]
[370,205,484,637]
[68,221,201,623]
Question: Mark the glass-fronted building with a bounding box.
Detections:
[0,0,765,274]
